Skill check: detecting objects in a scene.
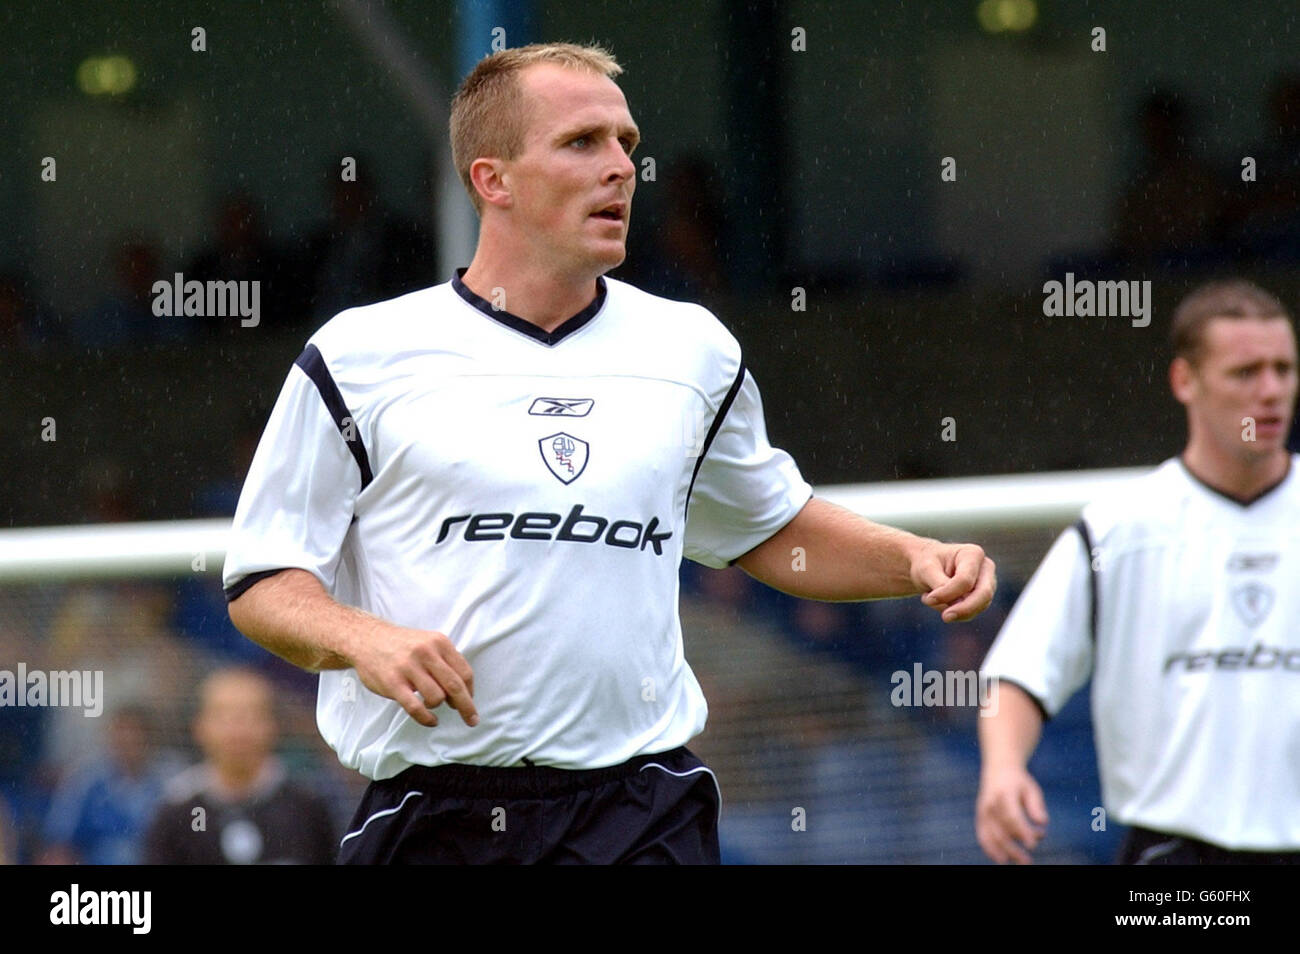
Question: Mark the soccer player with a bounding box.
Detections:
[223,42,996,864]
[976,279,1300,865]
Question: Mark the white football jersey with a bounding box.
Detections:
[982,455,1300,849]
[223,272,812,780]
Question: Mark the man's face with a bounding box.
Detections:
[1176,317,1298,463]
[498,63,640,277]
[194,673,276,777]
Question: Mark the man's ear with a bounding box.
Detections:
[470,157,512,210]
[1170,356,1196,406]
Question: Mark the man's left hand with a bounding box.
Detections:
[911,542,997,622]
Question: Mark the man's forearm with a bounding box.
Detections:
[978,680,1044,771]
[227,568,381,672]
[734,496,933,600]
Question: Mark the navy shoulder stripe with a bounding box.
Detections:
[295,344,374,491]
[684,361,746,521]
[1073,517,1099,643]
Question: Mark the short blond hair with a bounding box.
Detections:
[1171,279,1293,365]
[450,43,623,214]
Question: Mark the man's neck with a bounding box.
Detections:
[1180,443,1291,503]
[461,252,603,333]
[209,758,279,802]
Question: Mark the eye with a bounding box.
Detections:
[619,137,635,154]
[570,135,590,149]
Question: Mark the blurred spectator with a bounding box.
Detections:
[1224,74,1300,258]
[1114,91,1224,261]
[0,620,49,864]
[37,706,181,865]
[303,158,435,323]
[625,154,728,305]
[174,422,267,663]
[660,155,728,297]
[172,423,314,689]
[43,581,197,767]
[143,667,336,864]
[0,269,52,350]
[43,460,198,765]
[185,191,301,333]
[71,237,184,348]
[75,458,137,525]
[0,795,14,864]
[694,563,757,611]
[191,420,261,519]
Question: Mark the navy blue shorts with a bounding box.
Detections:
[1119,826,1300,865]
[336,746,721,864]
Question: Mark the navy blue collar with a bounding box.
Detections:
[452,269,606,346]
[1179,455,1293,507]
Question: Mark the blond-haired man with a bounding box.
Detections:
[225,43,995,865]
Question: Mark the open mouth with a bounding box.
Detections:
[591,203,625,222]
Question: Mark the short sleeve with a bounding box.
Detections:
[222,348,364,601]
[980,524,1095,718]
[683,367,813,568]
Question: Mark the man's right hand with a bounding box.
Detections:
[229,569,479,728]
[349,624,478,728]
[975,765,1049,864]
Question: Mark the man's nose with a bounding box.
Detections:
[1259,367,1294,403]
[605,141,635,183]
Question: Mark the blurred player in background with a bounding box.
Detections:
[144,667,335,864]
[224,42,995,865]
[977,279,1300,864]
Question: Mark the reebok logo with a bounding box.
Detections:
[529,397,594,417]
[1164,642,1300,673]
[1226,552,1278,572]
[433,504,673,555]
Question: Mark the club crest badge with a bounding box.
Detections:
[539,432,589,484]
[1230,582,1274,627]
